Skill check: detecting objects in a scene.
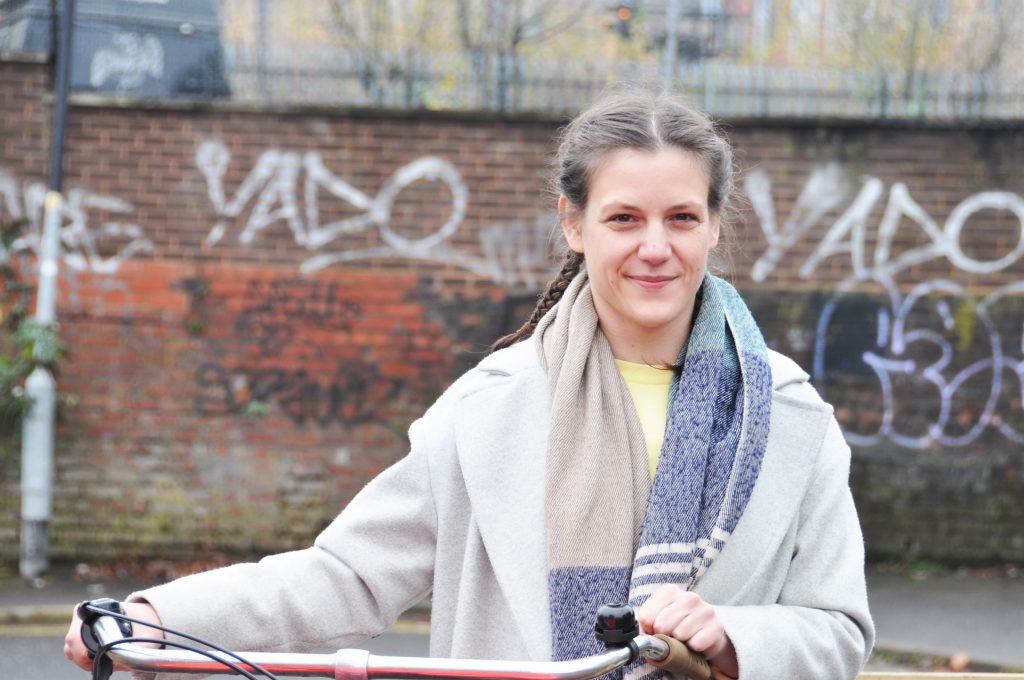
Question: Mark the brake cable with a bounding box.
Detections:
[79,599,279,680]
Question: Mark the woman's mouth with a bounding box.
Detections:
[629,275,675,290]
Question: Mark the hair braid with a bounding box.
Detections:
[489,251,583,353]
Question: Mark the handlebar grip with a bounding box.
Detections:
[646,634,720,680]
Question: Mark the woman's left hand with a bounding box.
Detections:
[635,584,738,678]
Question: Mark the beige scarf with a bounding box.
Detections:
[537,269,651,578]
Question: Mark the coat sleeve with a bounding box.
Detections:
[713,416,875,680]
[125,407,445,679]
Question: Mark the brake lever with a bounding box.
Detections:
[78,598,133,659]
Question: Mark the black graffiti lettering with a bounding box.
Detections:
[238,279,362,331]
[248,367,289,405]
[193,276,408,427]
[194,362,236,415]
[275,370,316,425]
[195,362,404,427]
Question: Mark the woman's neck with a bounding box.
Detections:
[602,322,690,365]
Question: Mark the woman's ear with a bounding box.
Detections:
[708,212,721,250]
[559,196,585,254]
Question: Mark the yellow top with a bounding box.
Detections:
[614,359,673,479]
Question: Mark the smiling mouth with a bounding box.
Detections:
[630,275,675,289]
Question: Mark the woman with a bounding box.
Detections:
[66,89,874,680]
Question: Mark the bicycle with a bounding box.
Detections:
[77,598,1024,680]
[77,598,724,680]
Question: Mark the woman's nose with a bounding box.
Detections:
[637,226,671,262]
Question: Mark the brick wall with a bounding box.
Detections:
[2,56,1022,564]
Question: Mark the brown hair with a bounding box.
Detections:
[491,87,735,352]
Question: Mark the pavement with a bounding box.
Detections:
[1,562,1022,673]
[864,566,1024,671]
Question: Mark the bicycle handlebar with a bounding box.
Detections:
[87,606,719,680]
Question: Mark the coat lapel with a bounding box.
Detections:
[454,358,552,660]
[694,390,833,602]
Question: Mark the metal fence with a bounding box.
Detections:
[222,42,1024,121]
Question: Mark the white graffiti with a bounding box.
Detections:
[480,215,558,289]
[90,33,164,91]
[746,166,1024,283]
[814,277,1023,448]
[747,166,1024,448]
[0,169,153,274]
[196,140,554,285]
[747,162,850,282]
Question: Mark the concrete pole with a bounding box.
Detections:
[21,0,74,580]
[20,193,62,580]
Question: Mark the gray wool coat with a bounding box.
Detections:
[131,340,874,680]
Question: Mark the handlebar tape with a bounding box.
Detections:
[646,634,730,680]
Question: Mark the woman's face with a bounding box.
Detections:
[560,147,719,360]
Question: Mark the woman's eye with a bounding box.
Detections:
[610,214,637,224]
[670,213,699,225]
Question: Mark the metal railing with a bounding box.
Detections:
[222,42,1024,121]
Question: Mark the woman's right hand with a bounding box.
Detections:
[64,600,165,671]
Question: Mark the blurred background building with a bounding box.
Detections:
[2,0,1023,118]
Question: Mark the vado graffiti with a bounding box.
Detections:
[195,140,554,286]
[0,168,153,274]
[746,165,1024,448]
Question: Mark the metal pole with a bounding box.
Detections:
[21,0,74,580]
[258,0,268,97]
[662,0,680,92]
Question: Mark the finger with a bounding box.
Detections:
[668,614,704,643]
[634,585,675,626]
[663,599,714,641]
[67,643,93,671]
[636,584,682,630]
[650,596,711,638]
[650,602,687,635]
[677,613,724,655]
[689,626,728,659]
[64,606,93,671]
[650,591,703,635]
[638,588,686,633]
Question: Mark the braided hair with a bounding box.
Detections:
[490,251,583,352]
[490,87,734,353]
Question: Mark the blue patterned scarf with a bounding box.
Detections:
[536,271,772,680]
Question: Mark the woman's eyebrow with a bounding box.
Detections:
[664,201,705,212]
[597,200,705,212]
[596,200,641,212]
